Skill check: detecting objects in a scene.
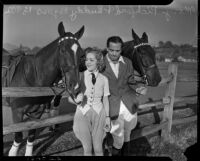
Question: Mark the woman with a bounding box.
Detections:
[69,47,111,156]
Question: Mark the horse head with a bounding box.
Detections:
[123,29,161,86]
[57,22,85,101]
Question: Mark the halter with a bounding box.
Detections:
[134,43,149,49]
[132,42,156,86]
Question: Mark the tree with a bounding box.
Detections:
[172,47,180,58]
[158,41,164,48]
[164,41,173,48]
[180,44,193,49]
[156,55,165,62]
[172,56,179,62]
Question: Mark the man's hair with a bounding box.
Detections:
[106,36,123,47]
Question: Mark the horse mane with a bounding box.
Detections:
[122,40,135,56]
[3,48,10,54]
[35,38,60,57]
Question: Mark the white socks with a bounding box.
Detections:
[8,141,20,156]
[8,140,34,156]
[25,141,34,156]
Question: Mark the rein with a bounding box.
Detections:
[60,67,80,106]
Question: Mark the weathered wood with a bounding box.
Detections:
[161,63,178,141]
[158,75,197,86]
[3,105,197,136]
[172,115,197,126]
[174,96,197,104]
[138,95,197,110]
[130,115,197,141]
[177,77,197,82]
[138,97,170,110]
[3,113,74,135]
[2,75,196,98]
[2,87,68,97]
[158,74,174,86]
[131,121,168,140]
[3,95,197,112]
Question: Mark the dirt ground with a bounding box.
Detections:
[3,102,197,160]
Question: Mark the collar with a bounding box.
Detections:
[85,69,99,78]
[106,54,125,64]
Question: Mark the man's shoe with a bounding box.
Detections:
[112,146,121,156]
[121,142,130,156]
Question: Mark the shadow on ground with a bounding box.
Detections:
[129,133,152,156]
[3,99,76,156]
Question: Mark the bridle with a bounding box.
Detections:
[132,43,156,86]
[55,35,80,104]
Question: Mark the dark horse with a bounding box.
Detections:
[121,29,161,87]
[3,22,85,156]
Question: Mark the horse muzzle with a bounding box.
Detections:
[145,72,161,87]
[67,82,83,102]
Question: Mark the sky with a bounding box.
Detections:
[3,0,198,49]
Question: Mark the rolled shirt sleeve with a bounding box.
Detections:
[103,76,110,97]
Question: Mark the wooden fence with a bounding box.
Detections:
[2,63,197,143]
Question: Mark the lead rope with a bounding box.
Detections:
[49,86,65,101]
[60,67,80,106]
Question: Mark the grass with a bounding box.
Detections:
[147,122,197,161]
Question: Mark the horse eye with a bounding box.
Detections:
[141,56,150,67]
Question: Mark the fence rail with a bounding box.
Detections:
[3,95,197,135]
[2,77,197,98]
[2,63,198,143]
[2,87,69,97]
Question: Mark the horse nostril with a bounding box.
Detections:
[69,83,73,89]
[75,88,81,97]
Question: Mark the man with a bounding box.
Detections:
[102,36,147,156]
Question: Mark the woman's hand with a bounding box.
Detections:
[74,92,84,104]
[104,117,111,132]
[68,92,84,105]
[136,86,148,96]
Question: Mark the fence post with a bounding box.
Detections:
[161,63,178,141]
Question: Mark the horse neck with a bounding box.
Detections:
[34,41,61,85]
[123,41,143,74]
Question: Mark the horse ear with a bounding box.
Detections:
[141,32,148,43]
[58,22,65,37]
[132,29,140,44]
[74,26,85,40]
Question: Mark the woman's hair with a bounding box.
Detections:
[85,47,106,72]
